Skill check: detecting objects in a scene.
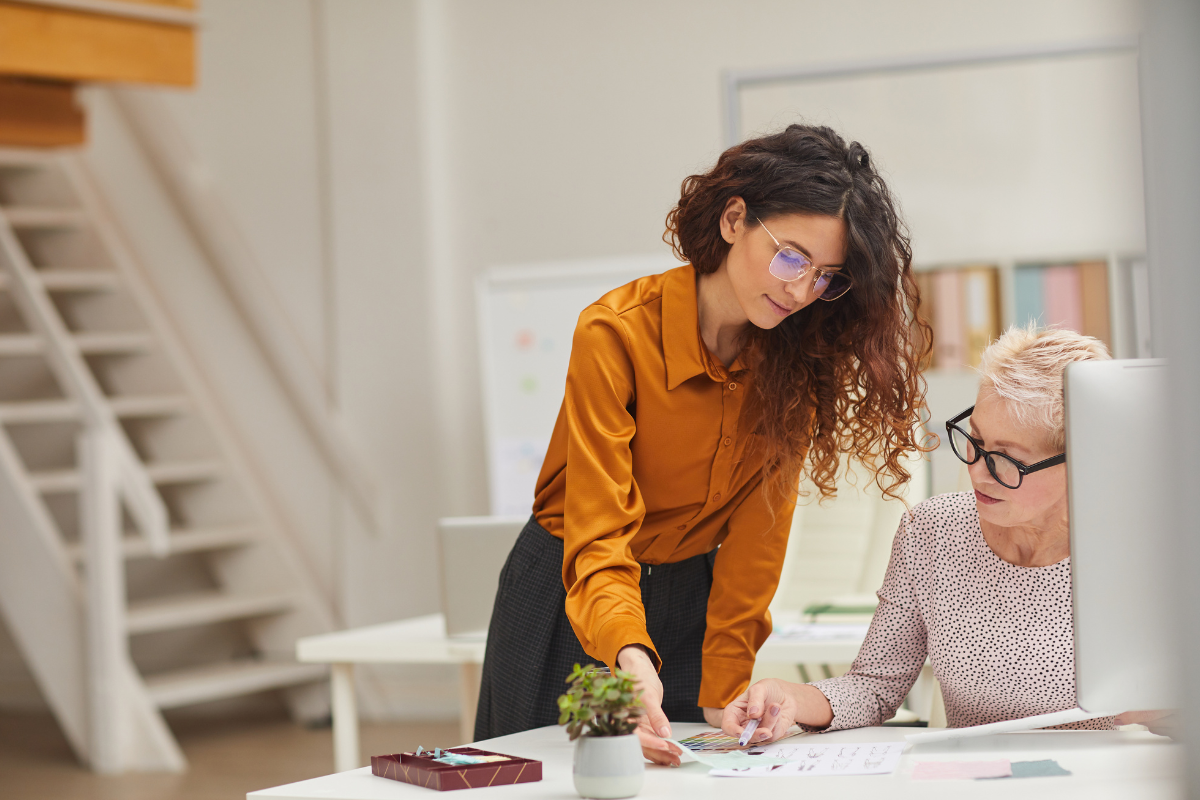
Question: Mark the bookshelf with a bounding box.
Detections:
[914,253,1149,495]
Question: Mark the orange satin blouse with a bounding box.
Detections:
[533,264,804,708]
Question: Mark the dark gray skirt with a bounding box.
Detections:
[474,516,715,741]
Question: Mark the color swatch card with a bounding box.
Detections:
[708,742,904,777]
[674,730,802,755]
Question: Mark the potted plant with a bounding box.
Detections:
[558,663,645,799]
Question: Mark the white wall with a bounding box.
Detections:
[77,0,1144,719]
[423,0,1145,516]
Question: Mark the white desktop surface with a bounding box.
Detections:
[296,614,486,665]
[247,722,1180,800]
[296,613,867,771]
[295,613,862,666]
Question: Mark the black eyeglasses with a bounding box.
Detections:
[946,406,1066,489]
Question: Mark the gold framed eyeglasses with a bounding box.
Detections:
[757,218,853,301]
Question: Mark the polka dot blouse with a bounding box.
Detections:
[810,492,1114,731]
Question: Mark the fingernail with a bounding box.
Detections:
[758,731,771,740]
[659,726,671,738]
[770,705,780,717]
[748,706,760,716]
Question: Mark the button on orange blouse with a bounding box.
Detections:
[533,264,805,708]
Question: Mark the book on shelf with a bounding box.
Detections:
[915,264,1000,371]
[1014,261,1111,349]
[962,267,1001,368]
[915,260,1113,373]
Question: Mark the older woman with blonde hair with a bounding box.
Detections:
[721,325,1119,738]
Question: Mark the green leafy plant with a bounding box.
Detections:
[557,663,644,740]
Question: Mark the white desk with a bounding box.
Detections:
[297,614,865,773]
[297,615,486,772]
[248,721,1181,799]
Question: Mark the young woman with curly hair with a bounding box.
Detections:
[475,124,930,764]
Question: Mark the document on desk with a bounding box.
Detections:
[708,741,904,777]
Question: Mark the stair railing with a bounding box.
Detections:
[0,213,170,555]
[0,199,173,772]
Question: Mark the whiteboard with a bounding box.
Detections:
[476,255,682,515]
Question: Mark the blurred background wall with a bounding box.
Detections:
[3,0,1141,721]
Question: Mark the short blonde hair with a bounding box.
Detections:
[977,324,1111,450]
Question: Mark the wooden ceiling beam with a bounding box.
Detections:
[0,2,195,86]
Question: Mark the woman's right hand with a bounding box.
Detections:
[617,645,680,766]
[721,679,833,742]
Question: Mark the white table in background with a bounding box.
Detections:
[297,615,486,773]
[248,721,1181,800]
[297,614,866,774]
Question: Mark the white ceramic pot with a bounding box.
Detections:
[572,733,644,799]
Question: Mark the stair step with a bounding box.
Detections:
[2,206,88,229]
[0,149,61,168]
[0,271,121,292]
[109,394,190,418]
[145,459,223,484]
[0,331,153,356]
[0,394,190,425]
[39,270,122,292]
[65,523,262,562]
[29,458,224,493]
[0,398,79,423]
[74,331,154,354]
[0,334,41,356]
[126,591,296,635]
[144,660,327,710]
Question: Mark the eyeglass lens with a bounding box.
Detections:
[813,270,852,300]
[948,426,1023,488]
[768,249,852,300]
[768,249,810,281]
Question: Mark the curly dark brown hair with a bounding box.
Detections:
[664,124,932,501]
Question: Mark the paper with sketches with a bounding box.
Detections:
[708,742,904,777]
[668,742,791,770]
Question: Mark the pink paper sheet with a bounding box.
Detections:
[912,760,1013,780]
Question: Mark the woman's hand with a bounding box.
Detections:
[635,727,682,766]
[1114,709,1180,738]
[722,679,795,743]
[617,645,680,765]
[721,679,834,742]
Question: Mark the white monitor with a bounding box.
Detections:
[437,516,526,638]
[908,358,1178,744]
[1066,358,1178,715]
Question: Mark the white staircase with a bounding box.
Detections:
[0,147,337,772]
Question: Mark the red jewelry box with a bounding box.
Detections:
[371,747,542,791]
